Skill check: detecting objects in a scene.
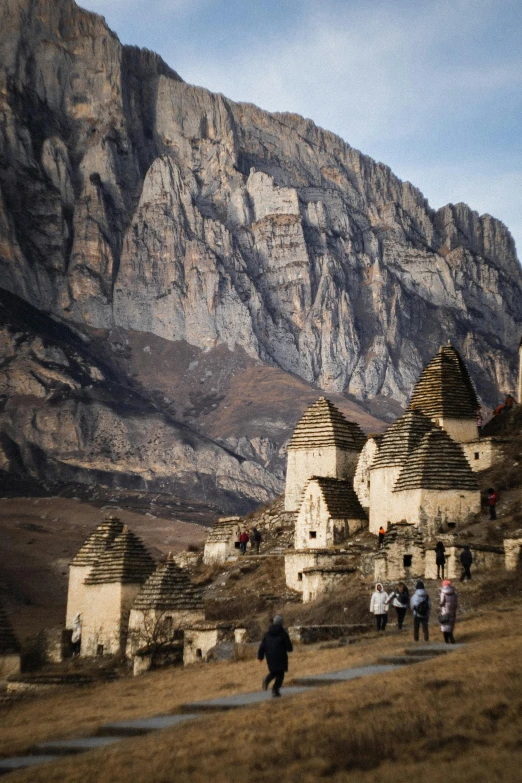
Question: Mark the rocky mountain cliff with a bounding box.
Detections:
[0,0,521,512]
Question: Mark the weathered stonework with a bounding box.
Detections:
[374,523,425,581]
[461,437,508,472]
[294,477,366,549]
[504,532,522,571]
[302,566,356,603]
[424,542,505,580]
[81,581,142,657]
[203,517,241,564]
[354,436,381,509]
[284,549,355,593]
[183,623,236,665]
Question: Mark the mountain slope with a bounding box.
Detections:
[0,0,521,506]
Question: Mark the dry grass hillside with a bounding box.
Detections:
[3,569,522,782]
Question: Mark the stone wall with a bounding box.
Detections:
[203,517,241,564]
[392,488,480,535]
[369,465,402,534]
[285,549,356,592]
[302,566,355,603]
[126,607,205,656]
[354,438,379,509]
[285,447,358,512]
[0,654,20,681]
[424,543,505,580]
[288,624,368,643]
[81,582,141,656]
[66,564,92,629]
[374,524,425,582]
[504,533,522,570]
[436,418,479,444]
[461,438,508,472]
[183,624,235,665]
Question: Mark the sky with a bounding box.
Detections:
[80,0,522,256]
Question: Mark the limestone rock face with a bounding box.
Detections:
[0,0,521,509]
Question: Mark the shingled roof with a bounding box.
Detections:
[71,515,124,566]
[393,428,479,492]
[287,397,365,451]
[132,555,204,612]
[372,409,436,469]
[205,518,241,544]
[409,345,479,420]
[0,604,20,655]
[306,477,367,520]
[84,527,155,585]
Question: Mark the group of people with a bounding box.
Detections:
[435,540,474,581]
[238,526,263,554]
[370,579,458,643]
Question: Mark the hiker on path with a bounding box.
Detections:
[439,580,458,644]
[251,527,262,554]
[487,488,498,521]
[258,615,293,698]
[435,541,446,580]
[370,582,389,632]
[378,526,386,548]
[388,582,409,630]
[411,580,430,642]
[460,545,473,581]
[239,530,249,554]
[71,612,82,656]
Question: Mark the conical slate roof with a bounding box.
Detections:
[132,555,204,612]
[409,345,479,420]
[372,409,436,469]
[308,477,367,520]
[393,428,479,492]
[84,527,155,585]
[71,515,124,566]
[0,604,20,655]
[287,397,365,451]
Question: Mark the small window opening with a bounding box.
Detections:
[309,531,317,539]
[297,572,303,582]
[234,541,241,549]
[367,480,371,489]
[96,644,104,657]
[447,522,456,529]
[164,616,173,631]
[474,452,480,460]
[196,648,202,659]
[403,554,413,568]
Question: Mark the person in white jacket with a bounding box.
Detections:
[370,582,390,632]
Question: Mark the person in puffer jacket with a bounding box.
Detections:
[370,582,390,632]
[387,582,410,629]
[439,580,458,643]
[410,580,430,641]
[258,615,293,697]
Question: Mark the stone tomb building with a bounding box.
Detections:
[284,397,365,512]
[295,476,367,549]
[203,516,241,565]
[81,527,155,657]
[66,515,124,630]
[353,434,382,510]
[374,523,426,582]
[127,553,205,656]
[0,603,20,681]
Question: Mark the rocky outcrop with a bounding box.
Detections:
[0,0,521,508]
[1,0,521,411]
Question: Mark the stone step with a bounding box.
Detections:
[30,736,125,756]
[0,756,61,776]
[99,714,197,736]
[378,656,426,666]
[293,664,401,686]
[181,686,312,712]
[404,643,465,656]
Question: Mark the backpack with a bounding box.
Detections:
[416,597,429,618]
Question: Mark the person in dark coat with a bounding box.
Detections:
[258,615,293,697]
[252,527,262,554]
[460,545,473,581]
[435,541,446,580]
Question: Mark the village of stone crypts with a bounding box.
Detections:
[1,342,521,679]
[2,341,522,778]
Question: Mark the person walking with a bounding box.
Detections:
[370,582,389,632]
[411,580,430,642]
[252,527,262,554]
[239,530,249,554]
[378,526,386,548]
[435,541,446,580]
[487,488,498,521]
[460,545,473,581]
[439,580,458,644]
[388,582,409,629]
[258,615,293,697]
